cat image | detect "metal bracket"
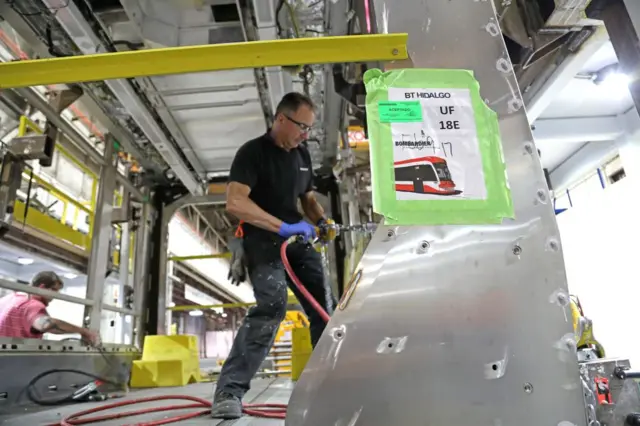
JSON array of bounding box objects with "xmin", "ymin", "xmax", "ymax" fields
[{"xmin": 6, "ymin": 135, "xmax": 52, "ymax": 161}]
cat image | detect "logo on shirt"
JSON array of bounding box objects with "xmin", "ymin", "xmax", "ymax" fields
[{"xmin": 300, "ymin": 167, "xmax": 309, "ymax": 171}]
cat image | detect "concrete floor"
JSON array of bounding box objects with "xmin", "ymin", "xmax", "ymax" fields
[{"xmin": 0, "ymin": 378, "xmax": 291, "ymax": 425}]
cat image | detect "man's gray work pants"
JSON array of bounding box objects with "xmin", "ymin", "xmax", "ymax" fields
[{"xmin": 215, "ymin": 236, "xmax": 336, "ymax": 399}]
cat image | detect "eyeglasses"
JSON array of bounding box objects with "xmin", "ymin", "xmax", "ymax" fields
[{"xmin": 284, "ymin": 114, "xmax": 312, "ymax": 133}]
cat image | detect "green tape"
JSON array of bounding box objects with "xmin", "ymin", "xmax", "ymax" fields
[
  {"xmin": 378, "ymin": 101, "xmax": 423, "ymax": 123},
  {"xmin": 364, "ymin": 68, "xmax": 514, "ymax": 225}
]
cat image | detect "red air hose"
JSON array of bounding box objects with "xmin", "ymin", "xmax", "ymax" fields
[
  {"xmin": 280, "ymin": 238, "xmax": 331, "ymax": 323},
  {"xmin": 52, "ymin": 238, "xmax": 329, "ymax": 425}
]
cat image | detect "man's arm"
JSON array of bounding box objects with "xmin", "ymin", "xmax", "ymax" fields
[
  {"xmin": 300, "ymin": 191, "xmax": 325, "ymax": 225},
  {"xmin": 226, "ymin": 182, "xmax": 283, "ymax": 233},
  {"xmin": 32, "ymin": 315, "xmax": 99, "ymax": 345}
]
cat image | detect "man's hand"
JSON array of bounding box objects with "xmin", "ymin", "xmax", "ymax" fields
[
  {"xmin": 227, "ymin": 237, "xmax": 248, "ymax": 285},
  {"xmin": 278, "ymin": 221, "xmax": 317, "ymax": 242},
  {"xmin": 317, "ymin": 218, "xmax": 337, "ymax": 244},
  {"xmin": 81, "ymin": 329, "xmax": 101, "ymax": 347}
]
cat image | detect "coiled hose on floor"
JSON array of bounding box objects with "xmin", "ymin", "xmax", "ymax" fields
[{"xmin": 44, "ymin": 236, "xmax": 328, "ymax": 425}]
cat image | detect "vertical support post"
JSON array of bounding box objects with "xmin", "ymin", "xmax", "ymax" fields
[
  {"xmin": 84, "ymin": 135, "xmax": 116, "ymax": 331},
  {"xmin": 149, "ymin": 194, "xmax": 168, "ymax": 336},
  {"xmin": 328, "ymin": 178, "xmax": 346, "ymax": 297},
  {"xmin": 150, "ymin": 200, "xmax": 175, "ymax": 335},
  {"xmin": 132, "ymin": 188, "xmax": 152, "ymax": 349},
  {"xmin": 118, "ymin": 219, "xmax": 130, "ymax": 343},
  {"xmin": 166, "ymin": 260, "xmax": 174, "ymax": 334}
]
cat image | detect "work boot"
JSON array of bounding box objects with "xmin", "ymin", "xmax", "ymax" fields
[{"xmin": 211, "ymin": 391, "xmax": 243, "ymax": 419}]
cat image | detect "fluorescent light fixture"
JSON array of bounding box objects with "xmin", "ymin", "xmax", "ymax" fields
[
  {"xmin": 189, "ymin": 310, "xmax": 203, "ymax": 317},
  {"xmin": 63, "ymin": 273, "xmax": 78, "ymax": 279},
  {"xmin": 17, "ymin": 257, "xmax": 34, "ymax": 265}
]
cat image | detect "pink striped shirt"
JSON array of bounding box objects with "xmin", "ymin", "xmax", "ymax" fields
[{"xmin": 0, "ymin": 293, "xmax": 47, "ymax": 339}]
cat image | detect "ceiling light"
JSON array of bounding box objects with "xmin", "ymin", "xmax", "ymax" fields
[
  {"xmin": 189, "ymin": 310, "xmax": 203, "ymax": 317},
  {"xmin": 221, "ymin": 312, "xmax": 228, "ymax": 318},
  {"xmin": 63, "ymin": 273, "xmax": 78, "ymax": 279},
  {"xmin": 17, "ymin": 257, "xmax": 34, "ymax": 265}
]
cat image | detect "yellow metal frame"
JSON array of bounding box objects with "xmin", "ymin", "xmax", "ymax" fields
[
  {"xmin": 13, "ymin": 200, "xmax": 90, "ymax": 249},
  {"xmin": 15, "ymin": 116, "xmax": 134, "ymax": 265},
  {"xmin": 18, "ymin": 117, "xmax": 97, "ymax": 237},
  {"xmin": 0, "ymin": 34, "xmax": 408, "ymax": 88}
]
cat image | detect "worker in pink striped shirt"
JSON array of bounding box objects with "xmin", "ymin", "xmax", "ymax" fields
[{"xmin": 0, "ymin": 271, "xmax": 99, "ymax": 345}]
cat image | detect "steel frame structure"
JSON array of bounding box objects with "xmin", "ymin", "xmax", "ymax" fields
[{"xmin": 156, "ymin": 194, "xmax": 226, "ymax": 335}]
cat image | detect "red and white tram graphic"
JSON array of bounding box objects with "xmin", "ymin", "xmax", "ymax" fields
[{"xmin": 394, "ymin": 156, "xmax": 462, "ymax": 195}]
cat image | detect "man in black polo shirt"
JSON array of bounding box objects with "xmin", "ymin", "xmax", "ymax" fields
[{"xmin": 211, "ymin": 92, "xmax": 337, "ymax": 419}]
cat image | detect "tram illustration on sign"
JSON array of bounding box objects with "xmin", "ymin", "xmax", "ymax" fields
[{"xmin": 394, "ymin": 156, "xmax": 462, "ymax": 196}]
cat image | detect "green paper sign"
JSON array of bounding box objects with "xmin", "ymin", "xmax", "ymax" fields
[
  {"xmin": 378, "ymin": 101, "xmax": 423, "ymax": 123},
  {"xmin": 363, "ymin": 68, "xmax": 514, "ymax": 225}
]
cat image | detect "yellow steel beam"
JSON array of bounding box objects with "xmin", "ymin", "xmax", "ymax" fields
[
  {"xmin": 169, "ymin": 253, "xmax": 231, "ymax": 261},
  {"xmin": 0, "ymin": 34, "xmax": 408, "ymax": 89}
]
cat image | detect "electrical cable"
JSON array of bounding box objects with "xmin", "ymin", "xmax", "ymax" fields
[
  {"xmin": 36, "ymin": 236, "xmax": 332, "ymax": 424},
  {"xmin": 25, "ymin": 340, "xmax": 127, "ymax": 406}
]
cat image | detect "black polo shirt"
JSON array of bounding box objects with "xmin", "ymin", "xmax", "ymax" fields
[{"xmin": 228, "ymin": 132, "xmax": 314, "ymax": 240}]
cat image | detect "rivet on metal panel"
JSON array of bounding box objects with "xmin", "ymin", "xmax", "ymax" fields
[
  {"xmin": 524, "ymin": 142, "xmax": 534, "ymax": 155},
  {"xmin": 549, "ymin": 289, "xmax": 569, "ymax": 307},
  {"xmin": 508, "ymin": 97, "xmax": 523, "ymax": 112},
  {"xmin": 523, "ymin": 382, "xmax": 533, "ymax": 394},
  {"xmin": 512, "ymin": 244, "xmax": 522, "ymax": 256},
  {"xmin": 392, "ymin": 48, "xmax": 399, "ymax": 55},
  {"xmin": 555, "ymin": 333, "xmax": 578, "ymax": 362},
  {"xmin": 376, "ymin": 336, "xmax": 408, "ymax": 354},
  {"xmin": 485, "ymin": 19, "xmax": 500, "ymax": 37},
  {"xmin": 331, "ymin": 325, "xmax": 346, "ymax": 341},
  {"xmin": 546, "ymin": 238, "xmax": 560, "ymax": 252},
  {"xmin": 536, "ymin": 189, "xmax": 548, "ymax": 204},
  {"xmin": 496, "ymin": 58, "xmax": 511, "ymax": 73},
  {"xmin": 417, "ymin": 240, "xmax": 430, "ymax": 253},
  {"xmin": 385, "ymin": 228, "xmax": 396, "ymax": 240}
]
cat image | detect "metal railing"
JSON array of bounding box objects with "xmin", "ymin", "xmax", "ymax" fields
[
  {"xmin": 0, "ymin": 278, "xmax": 137, "ymax": 317},
  {"xmin": 16, "ymin": 115, "xmax": 134, "ymax": 266}
]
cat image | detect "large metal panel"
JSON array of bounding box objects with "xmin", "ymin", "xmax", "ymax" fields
[{"xmin": 286, "ymin": 1, "xmax": 587, "ymax": 425}]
